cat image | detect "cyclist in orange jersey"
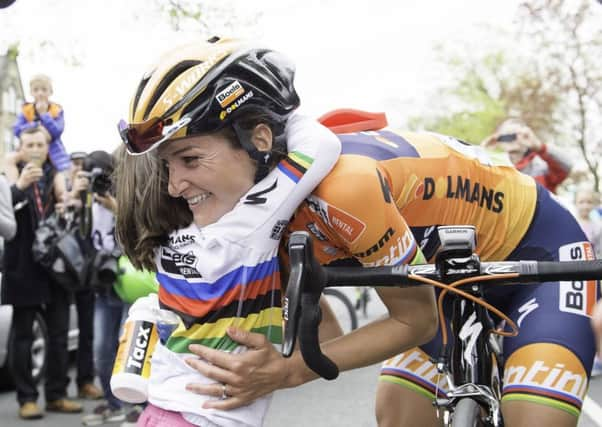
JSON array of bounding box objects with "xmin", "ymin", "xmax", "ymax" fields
[
  {"xmin": 114, "ymin": 35, "xmax": 438, "ymax": 426},
  {"xmin": 185, "ymin": 110, "xmax": 597, "ymax": 427}
]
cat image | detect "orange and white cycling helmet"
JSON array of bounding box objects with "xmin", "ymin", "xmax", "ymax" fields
[{"xmin": 118, "ymin": 36, "xmax": 300, "ymax": 164}]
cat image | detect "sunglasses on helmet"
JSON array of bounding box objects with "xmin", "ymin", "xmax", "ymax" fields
[{"xmin": 118, "ymin": 115, "xmax": 192, "ymax": 155}]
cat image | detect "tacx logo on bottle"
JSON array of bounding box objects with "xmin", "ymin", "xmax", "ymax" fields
[{"xmin": 113, "ymin": 320, "xmax": 158, "ymax": 378}]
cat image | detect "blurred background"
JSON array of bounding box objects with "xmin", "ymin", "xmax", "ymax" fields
[{"xmin": 1, "ymin": 0, "xmax": 600, "ymax": 202}]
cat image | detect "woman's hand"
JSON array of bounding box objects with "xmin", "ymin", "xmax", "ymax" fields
[
  {"xmin": 516, "ymin": 126, "xmax": 543, "ymax": 152},
  {"xmin": 184, "ymin": 327, "xmax": 292, "ymax": 410}
]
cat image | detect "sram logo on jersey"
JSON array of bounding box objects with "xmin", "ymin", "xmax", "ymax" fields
[
  {"xmin": 160, "ymin": 248, "xmax": 202, "ymax": 279},
  {"xmin": 216, "ymin": 80, "xmax": 245, "ymax": 108},
  {"xmin": 362, "ymin": 229, "xmax": 415, "ymax": 267},
  {"xmin": 354, "ymin": 228, "xmax": 394, "ymax": 257},
  {"xmin": 558, "ymin": 242, "xmax": 597, "ymax": 317}
]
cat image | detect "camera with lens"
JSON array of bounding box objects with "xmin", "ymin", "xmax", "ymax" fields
[
  {"xmin": 89, "ymin": 248, "xmax": 121, "ymax": 291},
  {"xmin": 82, "ymin": 151, "xmax": 114, "ymax": 196}
]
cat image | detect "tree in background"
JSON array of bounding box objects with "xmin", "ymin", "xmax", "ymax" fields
[
  {"xmin": 407, "ymin": 49, "xmax": 561, "ymax": 144},
  {"xmin": 517, "ymin": 0, "xmax": 602, "ymax": 191},
  {"xmin": 154, "ymin": 0, "xmax": 261, "ymax": 35},
  {"xmin": 408, "ymin": 0, "xmax": 602, "ymax": 191}
]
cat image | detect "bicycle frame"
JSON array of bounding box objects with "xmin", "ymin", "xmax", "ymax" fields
[
  {"xmin": 282, "ymin": 225, "xmax": 602, "ymax": 425},
  {"xmin": 434, "ymin": 286, "xmax": 504, "ymax": 426}
]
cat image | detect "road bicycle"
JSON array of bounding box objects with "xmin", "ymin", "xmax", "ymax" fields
[{"xmin": 281, "ymin": 225, "xmax": 602, "ymax": 426}]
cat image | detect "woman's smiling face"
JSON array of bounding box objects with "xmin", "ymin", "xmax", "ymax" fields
[{"xmin": 158, "ymin": 130, "xmax": 257, "ymax": 227}]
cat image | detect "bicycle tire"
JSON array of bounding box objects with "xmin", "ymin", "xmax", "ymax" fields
[
  {"xmin": 451, "ymin": 398, "xmax": 481, "ymax": 427},
  {"xmin": 323, "ymin": 289, "xmax": 358, "ymax": 332},
  {"xmin": 360, "ymin": 288, "xmax": 369, "ymax": 317}
]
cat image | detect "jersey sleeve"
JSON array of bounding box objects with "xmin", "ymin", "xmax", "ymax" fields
[{"xmin": 314, "ymin": 155, "xmax": 426, "ymax": 267}]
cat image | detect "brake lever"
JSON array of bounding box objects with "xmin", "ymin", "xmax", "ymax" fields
[
  {"xmin": 282, "ymin": 232, "xmax": 339, "ymax": 379},
  {"xmin": 282, "ymin": 233, "xmax": 308, "ymax": 357}
]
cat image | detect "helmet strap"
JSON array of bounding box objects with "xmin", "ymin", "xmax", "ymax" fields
[{"xmin": 232, "ymin": 122, "xmax": 276, "ymax": 183}]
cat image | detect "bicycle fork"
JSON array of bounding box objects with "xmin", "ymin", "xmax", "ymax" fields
[{"xmin": 433, "ymin": 297, "xmax": 504, "ymax": 427}]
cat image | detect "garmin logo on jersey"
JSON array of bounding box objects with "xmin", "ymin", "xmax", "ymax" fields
[
  {"xmin": 354, "ymin": 228, "xmax": 395, "ymax": 258},
  {"xmin": 160, "ymin": 248, "xmax": 202, "ymax": 279},
  {"xmin": 169, "ymin": 234, "xmax": 196, "ymax": 249},
  {"xmin": 420, "ymin": 176, "xmax": 504, "ymax": 213},
  {"xmin": 219, "ymin": 91, "xmax": 254, "ymax": 121},
  {"xmin": 244, "ymin": 179, "xmax": 277, "ymax": 205},
  {"xmin": 559, "ymin": 242, "xmax": 597, "ymax": 317},
  {"xmin": 216, "ymin": 80, "xmax": 245, "ymax": 107}
]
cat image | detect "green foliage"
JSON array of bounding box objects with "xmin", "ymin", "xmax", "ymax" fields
[
  {"xmin": 6, "ymin": 42, "xmax": 19, "ymax": 60},
  {"xmin": 409, "ymin": 105, "xmax": 506, "ymax": 145}
]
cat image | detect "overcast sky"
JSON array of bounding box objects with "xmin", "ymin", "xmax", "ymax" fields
[{"xmin": 0, "ymin": 0, "xmax": 523, "ymax": 154}]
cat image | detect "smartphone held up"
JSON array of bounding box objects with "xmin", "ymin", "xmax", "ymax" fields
[
  {"xmin": 496, "ymin": 133, "xmax": 517, "ymax": 143},
  {"xmin": 29, "ymin": 154, "xmax": 44, "ymax": 168}
]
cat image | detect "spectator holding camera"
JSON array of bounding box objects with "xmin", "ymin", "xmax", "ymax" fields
[
  {"xmin": 481, "ymin": 117, "xmax": 573, "ymax": 193},
  {"xmin": 61, "ymin": 151, "xmax": 104, "ymax": 402},
  {"xmin": 12, "ymin": 73, "xmax": 71, "ymax": 172},
  {"xmin": 0, "ymin": 126, "xmax": 82, "ymax": 419},
  {"xmin": 71, "ymin": 150, "xmax": 140, "ymax": 425}
]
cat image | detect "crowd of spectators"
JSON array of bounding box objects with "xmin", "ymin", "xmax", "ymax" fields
[{"xmin": 0, "ymin": 73, "xmax": 143, "ymax": 425}]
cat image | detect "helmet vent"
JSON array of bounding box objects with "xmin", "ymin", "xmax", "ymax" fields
[
  {"xmin": 132, "ymin": 76, "xmax": 151, "ymax": 118},
  {"xmin": 144, "ymin": 60, "xmax": 201, "ymax": 119}
]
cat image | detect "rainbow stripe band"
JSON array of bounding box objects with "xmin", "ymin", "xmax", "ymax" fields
[
  {"xmin": 502, "ymin": 393, "xmax": 580, "ymax": 418},
  {"xmin": 380, "ymin": 368, "xmax": 448, "ymax": 398},
  {"xmin": 278, "ymin": 151, "xmax": 313, "ymax": 183},
  {"xmin": 379, "ymin": 375, "xmax": 440, "ymax": 401}
]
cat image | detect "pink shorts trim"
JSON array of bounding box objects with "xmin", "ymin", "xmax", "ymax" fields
[{"xmin": 137, "ymin": 404, "xmax": 196, "ymax": 427}]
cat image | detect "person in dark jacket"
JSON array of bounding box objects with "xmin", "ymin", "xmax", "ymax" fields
[{"xmin": 1, "ymin": 126, "xmax": 82, "ymax": 419}]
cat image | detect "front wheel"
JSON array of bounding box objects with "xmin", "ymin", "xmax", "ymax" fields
[
  {"xmin": 323, "ymin": 289, "xmax": 358, "ymax": 333},
  {"xmin": 451, "ymin": 398, "xmax": 481, "ymax": 427}
]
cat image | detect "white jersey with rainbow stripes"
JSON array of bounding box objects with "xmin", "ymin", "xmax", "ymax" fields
[{"xmin": 147, "ymin": 113, "xmax": 341, "ymax": 427}]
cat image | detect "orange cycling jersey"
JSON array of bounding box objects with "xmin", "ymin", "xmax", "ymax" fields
[{"xmin": 284, "ymin": 130, "xmax": 538, "ymax": 266}]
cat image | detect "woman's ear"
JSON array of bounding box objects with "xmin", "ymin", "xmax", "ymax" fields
[{"xmin": 250, "ymin": 123, "xmax": 273, "ymax": 152}]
